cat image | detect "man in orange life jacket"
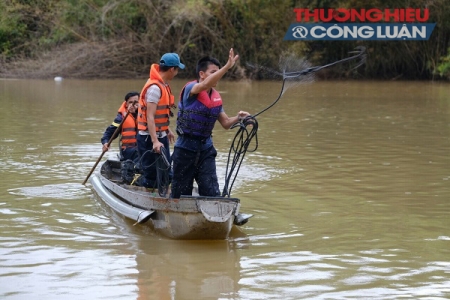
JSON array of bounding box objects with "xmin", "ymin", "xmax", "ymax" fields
[
  {"xmin": 101, "ymin": 92, "xmax": 140, "ymax": 162},
  {"xmin": 170, "ymin": 48, "xmax": 250, "ymax": 198},
  {"xmin": 137, "ymin": 53, "xmax": 184, "ymax": 188}
]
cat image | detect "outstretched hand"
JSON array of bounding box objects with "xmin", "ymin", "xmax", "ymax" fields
[{"xmin": 225, "ymin": 48, "xmax": 239, "ymax": 70}]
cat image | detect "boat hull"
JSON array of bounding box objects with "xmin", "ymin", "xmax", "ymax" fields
[{"xmin": 89, "ymin": 160, "xmax": 251, "ymax": 240}]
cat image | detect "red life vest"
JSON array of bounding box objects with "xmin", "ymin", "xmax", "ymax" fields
[{"xmin": 176, "ymin": 81, "xmax": 223, "ymax": 138}]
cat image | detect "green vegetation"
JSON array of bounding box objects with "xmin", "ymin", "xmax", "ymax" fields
[
  {"xmin": 437, "ymin": 48, "xmax": 450, "ymax": 79},
  {"xmin": 0, "ymin": 0, "xmax": 449, "ymax": 80}
]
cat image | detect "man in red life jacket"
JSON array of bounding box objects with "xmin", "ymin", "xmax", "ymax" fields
[
  {"xmin": 170, "ymin": 48, "xmax": 250, "ymax": 198},
  {"xmin": 101, "ymin": 92, "xmax": 140, "ymax": 162},
  {"xmin": 137, "ymin": 53, "xmax": 184, "ymax": 189}
]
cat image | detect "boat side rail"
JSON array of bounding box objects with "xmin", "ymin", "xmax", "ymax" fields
[
  {"xmin": 100, "ymin": 176, "xmax": 241, "ymax": 214},
  {"xmin": 179, "ymin": 195, "xmax": 240, "ymax": 203}
]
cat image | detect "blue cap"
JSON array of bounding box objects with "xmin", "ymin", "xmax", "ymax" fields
[{"xmin": 160, "ymin": 53, "xmax": 185, "ymax": 69}]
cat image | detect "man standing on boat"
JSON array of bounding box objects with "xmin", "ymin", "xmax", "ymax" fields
[
  {"xmin": 170, "ymin": 48, "xmax": 250, "ymax": 198},
  {"xmin": 101, "ymin": 91, "xmax": 140, "ymax": 162},
  {"xmin": 137, "ymin": 53, "xmax": 184, "ymax": 189}
]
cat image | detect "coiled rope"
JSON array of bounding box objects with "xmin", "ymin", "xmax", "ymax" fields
[{"xmin": 139, "ymin": 148, "xmax": 171, "ymax": 197}]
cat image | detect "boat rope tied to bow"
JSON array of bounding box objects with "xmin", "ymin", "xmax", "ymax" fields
[{"xmin": 221, "ymin": 46, "xmax": 366, "ymax": 197}]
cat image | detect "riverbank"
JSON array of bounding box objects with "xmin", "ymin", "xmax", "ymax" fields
[
  {"xmin": 0, "ymin": 42, "xmax": 145, "ymax": 80},
  {"xmin": 0, "ymin": 41, "xmax": 447, "ymax": 82},
  {"xmin": 0, "ymin": 41, "xmax": 250, "ymax": 80}
]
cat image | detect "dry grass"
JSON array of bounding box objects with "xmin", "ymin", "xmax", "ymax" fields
[
  {"xmin": 0, "ymin": 41, "xmax": 151, "ymax": 79},
  {"xmin": 0, "ymin": 40, "xmax": 249, "ymax": 80}
]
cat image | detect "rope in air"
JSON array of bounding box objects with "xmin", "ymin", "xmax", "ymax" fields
[{"xmin": 222, "ymin": 46, "xmax": 367, "ymax": 197}]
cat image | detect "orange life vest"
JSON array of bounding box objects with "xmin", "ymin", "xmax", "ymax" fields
[
  {"xmin": 117, "ymin": 102, "xmax": 138, "ymax": 149},
  {"xmin": 137, "ymin": 64, "xmax": 175, "ymax": 133}
]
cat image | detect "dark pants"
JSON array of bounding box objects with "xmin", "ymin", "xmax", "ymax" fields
[
  {"xmin": 121, "ymin": 147, "xmax": 139, "ymax": 163},
  {"xmin": 136, "ymin": 134, "xmax": 171, "ymax": 188},
  {"xmin": 170, "ymin": 145, "xmax": 220, "ymax": 198}
]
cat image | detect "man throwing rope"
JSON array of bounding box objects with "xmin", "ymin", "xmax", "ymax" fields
[{"xmin": 170, "ymin": 48, "xmax": 250, "ymax": 198}]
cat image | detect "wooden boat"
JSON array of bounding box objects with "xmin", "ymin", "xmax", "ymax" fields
[{"xmin": 89, "ymin": 160, "xmax": 252, "ymax": 240}]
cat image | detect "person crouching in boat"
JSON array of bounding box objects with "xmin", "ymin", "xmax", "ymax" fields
[
  {"xmin": 101, "ymin": 92, "xmax": 140, "ymax": 162},
  {"xmin": 101, "ymin": 92, "xmax": 140, "ymax": 182},
  {"xmin": 101, "ymin": 92, "xmax": 140, "ymax": 184}
]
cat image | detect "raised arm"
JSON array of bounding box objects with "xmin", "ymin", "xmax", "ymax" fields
[{"xmin": 190, "ymin": 48, "xmax": 239, "ymax": 95}]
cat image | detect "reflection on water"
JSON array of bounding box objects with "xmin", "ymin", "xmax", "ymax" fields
[
  {"xmin": 1, "ymin": 79, "xmax": 450, "ymax": 299},
  {"xmin": 134, "ymin": 239, "xmax": 242, "ymax": 299}
]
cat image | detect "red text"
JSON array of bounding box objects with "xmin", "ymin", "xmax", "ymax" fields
[{"xmin": 293, "ymin": 8, "xmax": 430, "ymax": 23}]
